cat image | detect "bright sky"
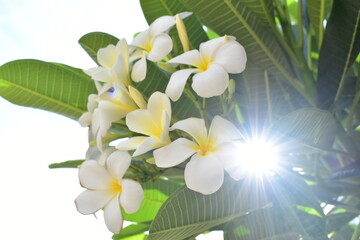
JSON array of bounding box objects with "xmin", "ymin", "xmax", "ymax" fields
[{"xmin": 0, "ymin": 1, "xmax": 222, "ymax": 239}]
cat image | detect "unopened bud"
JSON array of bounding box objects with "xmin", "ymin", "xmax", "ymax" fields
[{"xmin": 176, "ymin": 14, "xmax": 190, "ymax": 52}]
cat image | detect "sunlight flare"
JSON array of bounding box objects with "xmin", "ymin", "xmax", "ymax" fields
[{"xmin": 236, "ymin": 138, "xmax": 279, "ymax": 175}]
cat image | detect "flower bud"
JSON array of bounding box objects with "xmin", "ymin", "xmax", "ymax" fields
[{"xmin": 176, "ymin": 14, "xmax": 190, "ymax": 52}]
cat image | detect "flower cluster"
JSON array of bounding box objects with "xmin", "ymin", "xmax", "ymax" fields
[{"xmin": 76, "ymin": 12, "xmax": 247, "ymax": 234}]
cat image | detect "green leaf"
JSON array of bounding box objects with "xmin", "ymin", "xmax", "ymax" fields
[
  {"xmin": 0, "ymin": 60, "xmax": 97, "ymax": 120},
  {"xmin": 123, "ymin": 179, "xmax": 181, "ymax": 222},
  {"xmin": 205, "ymin": 28, "xmax": 220, "ymax": 40},
  {"xmin": 140, "ymin": 0, "xmax": 208, "ymax": 52},
  {"xmin": 270, "ymin": 108, "xmax": 338, "ymax": 150},
  {"xmin": 78, "ymin": 32, "xmax": 119, "ymax": 64},
  {"xmin": 239, "ymin": 0, "xmax": 275, "ymax": 28},
  {"xmin": 297, "ymin": 205, "xmax": 323, "ymax": 217},
  {"xmin": 306, "ymin": 0, "xmax": 332, "ymax": 49},
  {"xmin": 48, "ymin": 159, "xmax": 84, "ymax": 169},
  {"xmin": 181, "ymin": 0, "xmax": 295, "ymax": 83},
  {"xmin": 316, "ymin": 0, "xmax": 360, "ymax": 109},
  {"xmin": 112, "ymin": 223, "xmax": 149, "ymax": 240},
  {"xmin": 147, "ymin": 179, "xmax": 270, "ymax": 240}
]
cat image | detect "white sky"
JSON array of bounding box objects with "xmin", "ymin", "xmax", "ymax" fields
[{"xmin": 0, "ymin": 1, "xmax": 222, "ymax": 239}]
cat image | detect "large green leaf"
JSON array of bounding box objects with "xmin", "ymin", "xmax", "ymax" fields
[
  {"xmin": 78, "ymin": 32, "xmax": 119, "ymax": 64},
  {"xmin": 239, "ymin": 0, "xmax": 275, "ymax": 28},
  {"xmin": 306, "ymin": 0, "xmax": 332, "ymax": 49},
  {"xmin": 0, "ymin": 60, "xmax": 96, "ymax": 120},
  {"xmin": 316, "ymin": 0, "xmax": 360, "ymax": 109},
  {"xmin": 147, "ymin": 178, "xmax": 270, "ymax": 240},
  {"xmin": 123, "ymin": 179, "xmax": 181, "ymax": 222},
  {"xmin": 270, "ymin": 108, "xmax": 338, "ymax": 151},
  {"xmin": 140, "ymin": 0, "xmax": 208, "ymax": 52},
  {"xmin": 181, "ymin": 0, "xmax": 296, "ymax": 85}
]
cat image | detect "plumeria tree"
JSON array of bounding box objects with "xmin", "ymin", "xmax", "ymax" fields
[{"xmin": 1, "ymin": 0, "xmax": 360, "ymax": 239}]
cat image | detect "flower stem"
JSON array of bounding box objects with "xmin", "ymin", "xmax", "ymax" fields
[
  {"xmin": 184, "ymin": 85, "xmax": 206, "ymax": 120},
  {"xmin": 351, "ymin": 216, "xmax": 360, "ymax": 240}
]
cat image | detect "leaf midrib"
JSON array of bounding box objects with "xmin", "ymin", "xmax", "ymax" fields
[{"xmin": 0, "ymin": 77, "xmax": 84, "ymax": 114}]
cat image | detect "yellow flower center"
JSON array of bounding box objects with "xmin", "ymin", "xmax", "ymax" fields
[
  {"xmin": 144, "ymin": 40, "xmax": 153, "ymax": 53},
  {"xmin": 109, "ymin": 178, "xmax": 122, "ymax": 195},
  {"xmin": 196, "ymin": 137, "xmax": 217, "ymax": 156},
  {"xmin": 197, "ymin": 57, "xmax": 213, "ymax": 72}
]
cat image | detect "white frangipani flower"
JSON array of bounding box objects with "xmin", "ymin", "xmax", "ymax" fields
[
  {"xmin": 165, "ymin": 36, "xmax": 247, "ymax": 101},
  {"xmin": 130, "ymin": 12, "xmax": 192, "ymax": 82},
  {"xmin": 116, "ymin": 92, "xmax": 171, "ymax": 157},
  {"xmin": 154, "ymin": 116, "xmax": 243, "ymax": 195},
  {"xmin": 75, "ymin": 150, "xmax": 144, "ymax": 233},
  {"xmin": 85, "ymin": 39, "xmax": 131, "ymax": 93},
  {"xmin": 91, "ymin": 85, "xmax": 146, "ymax": 150}
]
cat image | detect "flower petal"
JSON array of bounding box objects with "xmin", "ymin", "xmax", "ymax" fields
[
  {"xmin": 168, "ymin": 49, "xmax": 201, "ymax": 66},
  {"xmin": 208, "ymin": 115, "xmax": 243, "ymax": 143},
  {"xmin": 106, "ymin": 150, "xmax": 131, "ymax": 179},
  {"xmin": 75, "ymin": 190, "xmax": 113, "ymax": 215},
  {"xmin": 79, "ymin": 160, "xmax": 112, "ymax": 190},
  {"xmin": 147, "ymin": 33, "xmax": 173, "ymax": 62},
  {"xmin": 128, "ymin": 86, "xmax": 147, "ymax": 109},
  {"xmin": 133, "ymin": 136, "xmax": 162, "ymax": 157},
  {"xmin": 131, "ymin": 29, "xmax": 151, "ymax": 49},
  {"xmin": 115, "ymin": 39, "xmax": 129, "ymax": 59},
  {"xmin": 184, "ymin": 154, "xmax": 224, "ymax": 195},
  {"xmin": 120, "ymin": 179, "xmax": 144, "ymax": 214},
  {"xmin": 199, "ymin": 37, "xmax": 226, "ymax": 60},
  {"xmin": 113, "ymin": 53, "xmax": 130, "ymax": 86},
  {"xmin": 98, "ymin": 101, "xmax": 129, "ymax": 123},
  {"xmin": 171, "ymin": 118, "xmax": 207, "ymax": 145},
  {"xmin": 103, "ymin": 196, "xmax": 123, "ymax": 233},
  {"xmin": 116, "ymin": 136, "xmax": 147, "ymax": 151},
  {"xmin": 98, "ymin": 44, "xmax": 117, "ymax": 68},
  {"xmin": 192, "ymin": 64, "xmax": 229, "ymax": 98},
  {"xmin": 89, "ymin": 67, "xmax": 113, "ymax": 83},
  {"xmin": 84, "ymin": 66, "xmax": 102, "ymax": 77},
  {"xmin": 165, "ymin": 68, "xmax": 197, "ymax": 101},
  {"xmin": 131, "ymin": 52, "xmax": 147, "ymax": 82},
  {"xmin": 154, "ymin": 138, "xmax": 197, "ymax": 168},
  {"xmin": 129, "ymin": 48, "xmax": 144, "ymax": 62},
  {"xmin": 178, "ymin": 12, "xmax": 193, "ymax": 19},
  {"xmin": 126, "ymin": 109, "xmax": 159, "ymax": 137},
  {"xmin": 214, "ymin": 40, "xmax": 247, "ymax": 73},
  {"xmin": 79, "ymin": 112, "xmax": 92, "ymax": 127},
  {"xmin": 97, "ymin": 146, "xmax": 116, "ymax": 166},
  {"xmin": 91, "ymin": 108, "xmax": 101, "ymax": 135},
  {"xmin": 216, "ymin": 142, "xmax": 247, "ymax": 181},
  {"xmin": 148, "ymin": 92, "xmax": 172, "ymax": 126},
  {"xmin": 160, "ymin": 110, "xmax": 171, "ymax": 143},
  {"xmin": 149, "ymin": 16, "xmax": 175, "ymax": 35},
  {"xmin": 87, "ymin": 94, "xmax": 99, "ymax": 112}
]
